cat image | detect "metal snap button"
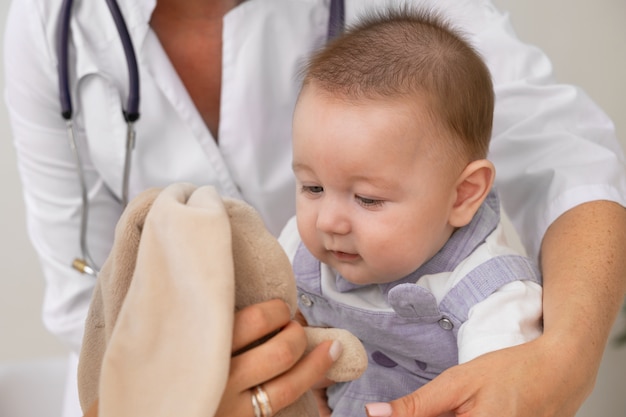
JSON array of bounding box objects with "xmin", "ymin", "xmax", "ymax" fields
[
  {"xmin": 299, "ymin": 294, "xmax": 313, "ymax": 307},
  {"xmin": 438, "ymin": 317, "xmax": 453, "ymax": 330}
]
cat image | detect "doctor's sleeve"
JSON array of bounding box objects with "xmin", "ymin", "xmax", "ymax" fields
[
  {"xmin": 468, "ymin": 1, "xmax": 626, "ymax": 260},
  {"xmin": 3, "ymin": 0, "xmax": 122, "ymax": 353}
]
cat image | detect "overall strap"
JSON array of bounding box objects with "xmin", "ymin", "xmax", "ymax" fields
[{"xmin": 440, "ymin": 255, "xmax": 542, "ymax": 327}]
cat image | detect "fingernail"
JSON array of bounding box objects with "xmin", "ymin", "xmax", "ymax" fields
[
  {"xmin": 329, "ymin": 340, "xmax": 343, "ymax": 361},
  {"xmin": 365, "ymin": 402, "xmax": 392, "ymax": 417}
]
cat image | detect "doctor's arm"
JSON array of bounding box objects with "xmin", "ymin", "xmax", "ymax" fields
[
  {"xmin": 367, "ymin": 201, "xmax": 626, "ymax": 417},
  {"xmin": 363, "ymin": 2, "xmax": 626, "ymax": 416}
]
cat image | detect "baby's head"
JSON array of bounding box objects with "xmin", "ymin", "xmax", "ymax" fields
[{"xmin": 292, "ymin": 8, "xmax": 495, "ymax": 286}]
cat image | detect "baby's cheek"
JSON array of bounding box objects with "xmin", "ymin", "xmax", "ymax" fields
[{"xmin": 372, "ymin": 248, "xmax": 424, "ymax": 280}]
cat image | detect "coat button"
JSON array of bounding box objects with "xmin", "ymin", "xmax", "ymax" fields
[
  {"xmin": 438, "ymin": 317, "xmax": 453, "ymax": 330},
  {"xmin": 299, "ymin": 294, "xmax": 313, "ymax": 307}
]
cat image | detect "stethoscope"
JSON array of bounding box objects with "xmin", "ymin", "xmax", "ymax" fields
[{"xmin": 58, "ymin": 0, "xmax": 345, "ymax": 277}]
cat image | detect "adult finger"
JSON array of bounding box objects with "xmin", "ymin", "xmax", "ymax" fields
[
  {"xmin": 392, "ymin": 370, "xmax": 463, "ymax": 416},
  {"xmin": 365, "ymin": 367, "xmax": 469, "ymax": 417},
  {"xmin": 257, "ymin": 339, "xmax": 343, "ymax": 414},
  {"xmin": 230, "ymin": 320, "xmax": 309, "ymax": 389},
  {"xmin": 215, "ymin": 337, "xmax": 342, "ymax": 417},
  {"xmin": 232, "ymin": 299, "xmax": 292, "ymax": 353}
]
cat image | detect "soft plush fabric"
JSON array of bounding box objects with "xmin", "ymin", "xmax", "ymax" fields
[{"xmin": 77, "ymin": 183, "xmax": 366, "ymax": 417}]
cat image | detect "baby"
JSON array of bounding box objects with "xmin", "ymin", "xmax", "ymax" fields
[{"xmin": 279, "ymin": 8, "xmax": 543, "ymax": 416}]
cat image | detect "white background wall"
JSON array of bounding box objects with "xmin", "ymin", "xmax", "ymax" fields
[
  {"xmin": 488, "ymin": 1, "xmax": 626, "ymax": 414},
  {"xmin": 0, "ymin": 0, "xmax": 624, "ymax": 415},
  {"xmin": 0, "ymin": 0, "xmax": 69, "ymax": 360}
]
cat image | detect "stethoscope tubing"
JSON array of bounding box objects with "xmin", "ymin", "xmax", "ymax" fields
[
  {"xmin": 58, "ymin": 0, "xmax": 141, "ymax": 276},
  {"xmin": 58, "ymin": 0, "xmax": 344, "ymax": 277},
  {"xmin": 66, "ymin": 120, "xmax": 98, "ymax": 276},
  {"xmin": 104, "ymin": 0, "xmax": 140, "ymax": 122},
  {"xmin": 58, "ymin": 0, "xmax": 141, "ymax": 121},
  {"xmin": 57, "ymin": 0, "xmax": 73, "ymax": 120}
]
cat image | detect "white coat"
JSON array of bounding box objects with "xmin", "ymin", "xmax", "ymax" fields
[{"xmin": 5, "ymin": 0, "xmax": 626, "ymax": 355}]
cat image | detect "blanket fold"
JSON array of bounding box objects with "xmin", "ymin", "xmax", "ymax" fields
[{"xmin": 77, "ymin": 183, "xmax": 235, "ymax": 417}]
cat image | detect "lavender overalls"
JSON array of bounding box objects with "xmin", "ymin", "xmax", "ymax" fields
[{"xmin": 293, "ymin": 192, "xmax": 542, "ymax": 416}]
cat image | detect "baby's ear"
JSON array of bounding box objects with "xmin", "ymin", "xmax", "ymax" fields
[{"xmin": 448, "ymin": 159, "xmax": 495, "ymax": 228}]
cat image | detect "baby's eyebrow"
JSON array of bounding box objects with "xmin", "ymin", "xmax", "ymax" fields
[
  {"xmin": 348, "ymin": 174, "xmax": 397, "ymax": 191},
  {"xmin": 292, "ymin": 161, "xmax": 314, "ymax": 173}
]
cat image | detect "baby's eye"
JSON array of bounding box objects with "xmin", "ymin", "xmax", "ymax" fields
[
  {"xmin": 301, "ymin": 185, "xmax": 324, "ymax": 195},
  {"xmin": 356, "ymin": 195, "xmax": 384, "ymax": 208}
]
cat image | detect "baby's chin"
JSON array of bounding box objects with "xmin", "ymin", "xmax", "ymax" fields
[{"xmin": 330, "ymin": 263, "xmax": 398, "ymax": 286}]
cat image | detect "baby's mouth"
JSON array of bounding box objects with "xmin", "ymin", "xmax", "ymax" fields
[{"xmin": 329, "ymin": 250, "xmax": 359, "ymax": 261}]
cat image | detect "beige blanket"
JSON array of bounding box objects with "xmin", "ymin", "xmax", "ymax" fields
[{"xmin": 77, "ymin": 183, "xmax": 235, "ymax": 417}]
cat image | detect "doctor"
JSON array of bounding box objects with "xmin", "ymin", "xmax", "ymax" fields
[{"xmin": 4, "ymin": 0, "xmax": 626, "ymax": 416}]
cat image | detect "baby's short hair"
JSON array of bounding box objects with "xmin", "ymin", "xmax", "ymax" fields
[{"xmin": 302, "ymin": 8, "xmax": 494, "ymax": 162}]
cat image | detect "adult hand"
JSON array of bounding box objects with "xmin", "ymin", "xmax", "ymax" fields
[
  {"xmin": 365, "ymin": 335, "xmax": 588, "ymax": 417},
  {"xmin": 365, "ymin": 201, "xmax": 626, "ymax": 417},
  {"xmin": 295, "ymin": 307, "xmax": 334, "ymax": 417},
  {"xmin": 215, "ymin": 299, "xmax": 342, "ymax": 417}
]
